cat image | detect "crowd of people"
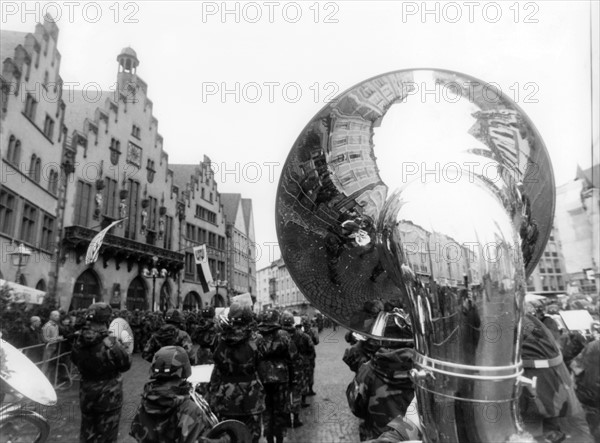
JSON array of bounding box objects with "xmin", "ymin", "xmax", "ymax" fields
[{"xmin": 5, "ymin": 302, "xmax": 321, "ymax": 443}]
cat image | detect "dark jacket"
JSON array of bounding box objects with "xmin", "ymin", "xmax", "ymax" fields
[
  {"xmin": 130, "ymin": 379, "xmax": 208, "ymax": 443},
  {"xmin": 347, "ymin": 348, "xmax": 415, "ymax": 441}
]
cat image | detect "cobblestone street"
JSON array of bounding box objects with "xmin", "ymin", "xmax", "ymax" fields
[{"xmin": 38, "ymin": 326, "xmax": 359, "ymax": 443}]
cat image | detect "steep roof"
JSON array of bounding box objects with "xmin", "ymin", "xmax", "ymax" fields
[
  {"xmin": 62, "ymin": 90, "xmax": 116, "ymax": 135},
  {"xmin": 241, "ymin": 198, "xmax": 253, "ymax": 234},
  {"xmin": 220, "ymin": 193, "xmax": 242, "ymax": 227},
  {"xmin": 0, "ymin": 30, "xmax": 28, "ymax": 63},
  {"xmin": 170, "ymin": 164, "xmax": 201, "ymax": 190}
]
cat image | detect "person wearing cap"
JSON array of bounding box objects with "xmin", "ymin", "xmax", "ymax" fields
[
  {"xmin": 193, "ymin": 306, "xmax": 218, "ymax": 364},
  {"xmin": 142, "ymin": 309, "xmax": 195, "ymax": 364},
  {"xmin": 257, "ymin": 309, "xmax": 297, "ymax": 443},
  {"xmin": 130, "ymin": 345, "xmax": 229, "ymax": 443},
  {"xmin": 208, "ymin": 302, "xmax": 265, "ymax": 443},
  {"xmin": 71, "ymin": 303, "xmax": 131, "ymax": 443}
]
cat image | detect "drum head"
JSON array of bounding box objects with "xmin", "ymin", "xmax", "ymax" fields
[{"xmin": 0, "ymin": 339, "xmax": 57, "ymax": 406}]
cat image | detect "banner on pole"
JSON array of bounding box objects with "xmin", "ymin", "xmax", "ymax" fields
[
  {"xmin": 193, "ymin": 245, "xmax": 212, "ymax": 292},
  {"xmin": 85, "ymin": 219, "xmax": 126, "ymax": 265}
]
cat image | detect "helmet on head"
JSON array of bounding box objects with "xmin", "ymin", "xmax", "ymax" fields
[
  {"xmin": 281, "ymin": 311, "xmax": 295, "ymax": 327},
  {"xmin": 228, "ymin": 303, "xmax": 253, "ymax": 325},
  {"xmin": 151, "ymin": 346, "xmax": 192, "ymax": 380},
  {"xmin": 202, "ymin": 306, "xmax": 215, "ymax": 319},
  {"xmin": 259, "ymin": 309, "xmax": 280, "ymax": 324},
  {"xmin": 165, "ymin": 309, "xmax": 183, "ymax": 327},
  {"xmin": 86, "ymin": 303, "xmax": 112, "ymax": 324}
]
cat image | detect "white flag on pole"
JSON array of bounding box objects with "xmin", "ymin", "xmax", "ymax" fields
[{"xmin": 85, "ymin": 219, "xmax": 125, "ymax": 265}]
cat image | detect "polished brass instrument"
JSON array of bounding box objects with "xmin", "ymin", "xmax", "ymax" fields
[
  {"xmin": 0, "ymin": 339, "xmax": 57, "ymax": 442},
  {"xmin": 276, "ymin": 69, "xmax": 554, "ymax": 442}
]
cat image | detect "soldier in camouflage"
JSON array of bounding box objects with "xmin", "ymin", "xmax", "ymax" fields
[
  {"xmin": 343, "ymin": 336, "xmax": 381, "ymax": 373},
  {"xmin": 70, "ymin": 303, "xmax": 131, "ymax": 443},
  {"xmin": 346, "ymin": 343, "xmax": 415, "ymax": 441},
  {"xmin": 130, "ymin": 345, "xmax": 229, "ymax": 443},
  {"xmin": 257, "ymin": 309, "xmax": 297, "ymax": 443},
  {"xmin": 208, "ymin": 303, "xmax": 265, "ymax": 443},
  {"xmin": 302, "ymin": 315, "xmax": 318, "ymax": 397},
  {"xmin": 142, "ymin": 309, "xmax": 195, "ymax": 364},
  {"xmin": 193, "ymin": 306, "xmax": 218, "ymax": 364},
  {"xmin": 281, "ymin": 311, "xmax": 311, "ymax": 428}
]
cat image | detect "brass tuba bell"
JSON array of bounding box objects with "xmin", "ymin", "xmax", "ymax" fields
[{"xmin": 276, "ymin": 69, "xmax": 554, "ymax": 442}]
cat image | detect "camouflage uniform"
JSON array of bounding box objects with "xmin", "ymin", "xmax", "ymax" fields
[
  {"xmin": 257, "ymin": 311, "xmax": 297, "ymax": 443},
  {"xmin": 302, "ymin": 317, "xmax": 318, "ymax": 396},
  {"xmin": 71, "ymin": 304, "xmax": 131, "ymax": 443},
  {"xmin": 142, "ymin": 310, "xmax": 195, "ymax": 364},
  {"xmin": 192, "ymin": 307, "xmax": 218, "ymax": 365},
  {"xmin": 209, "ymin": 304, "xmax": 265, "ymax": 443},
  {"xmin": 281, "ymin": 315, "xmax": 311, "ymax": 425},
  {"xmin": 520, "ymin": 314, "xmax": 592, "ymax": 441},
  {"xmin": 130, "ymin": 346, "xmax": 211, "ymax": 443},
  {"xmin": 346, "ymin": 347, "xmax": 415, "ymax": 441},
  {"xmin": 343, "ymin": 339, "xmax": 381, "ymax": 373}
]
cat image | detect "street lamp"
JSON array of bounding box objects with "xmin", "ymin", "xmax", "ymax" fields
[
  {"xmin": 9, "ymin": 243, "xmax": 31, "ymax": 283},
  {"xmin": 210, "ymin": 270, "xmax": 228, "ymax": 307},
  {"xmin": 142, "ymin": 255, "xmax": 168, "ymax": 312}
]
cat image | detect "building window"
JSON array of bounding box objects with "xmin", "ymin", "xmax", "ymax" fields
[
  {"xmin": 43, "ymin": 71, "xmax": 49, "ymax": 87},
  {"xmin": 20, "ymin": 201, "xmax": 38, "ymax": 244},
  {"xmin": 6, "ymin": 136, "xmax": 19, "ymax": 165},
  {"xmin": 40, "ymin": 213, "xmax": 55, "ymax": 250},
  {"xmin": 185, "ymin": 253, "xmax": 195, "ymax": 279},
  {"xmin": 74, "ymin": 180, "xmax": 93, "ymax": 226},
  {"xmin": 48, "ymin": 169, "xmax": 59, "ymax": 195},
  {"xmin": 124, "ymin": 179, "xmax": 140, "ymax": 240},
  {"xmin": 103, "ymin": 177, "xmax": 118, "ymax": 218},
  {"xmin": 0, "ymin": 188, "xmax": 17, "ymax": 235},
  {"xmin": 132, "ymin": 124, "xmax": 141, "ymax": 139},
  {"xmin": 24, "ymin": 94, "xmax": 37, "ymax": 120},
  {"xmin": 163, "ymin": 215, "xmax": 173, "ymax": 250},
  {"xmin": 28, "ymin": 155, "xmax": 41, "ymax": 182}
]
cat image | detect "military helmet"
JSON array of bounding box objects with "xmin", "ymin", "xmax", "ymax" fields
[
  {"xmin": 228, "ymin": 302, "xmax": 253, "ymax": 325},
  {"xmin": 259, "ymin": 309, "xmax": 280, "ymax": 324},
  {"xmin": 280, "ymin": 311, "xmax": 295, "ymax": 327},
  {"xmin": 86, "ymin": 303, "xmax": 112, "ymax": 324},
  {"xmin": 202, "ymin": 306, "xmax": 215, "ymax": 319},
  {"xmin": 151, "ymin": 346, "xmax": 191, "ymax": 379},
  {"xmin": 165, "ymin": 309, "xmax": 183, "ymax": 327}
]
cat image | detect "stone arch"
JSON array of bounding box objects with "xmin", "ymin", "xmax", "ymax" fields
[
  {"xmin": 35, "ymin": 279, "xmax": 46, "ymax": 291},
  {"xmin": 70, "ymin": 268, "xmax": 102, "ymax": 310},
  {"xmin": 126, "ymin": 276, "xmax": 148, "ymax": 311},
  {"xmin": 183, "ymin": 291, "xmax": 201, "ymax": 311}
]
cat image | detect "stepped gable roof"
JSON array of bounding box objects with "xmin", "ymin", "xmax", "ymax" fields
[
  {"xmin": 0, "ymin": 30, "xmax": 28, "ymax": 62},
  {"xmin": 170, "ymin": 164, "xmax": 201, "ymax": 191}
]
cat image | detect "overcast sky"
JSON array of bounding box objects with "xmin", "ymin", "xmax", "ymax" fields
[{"xmin": 3, "ymin": 1, "xmax": 598, "ymax": 269}]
